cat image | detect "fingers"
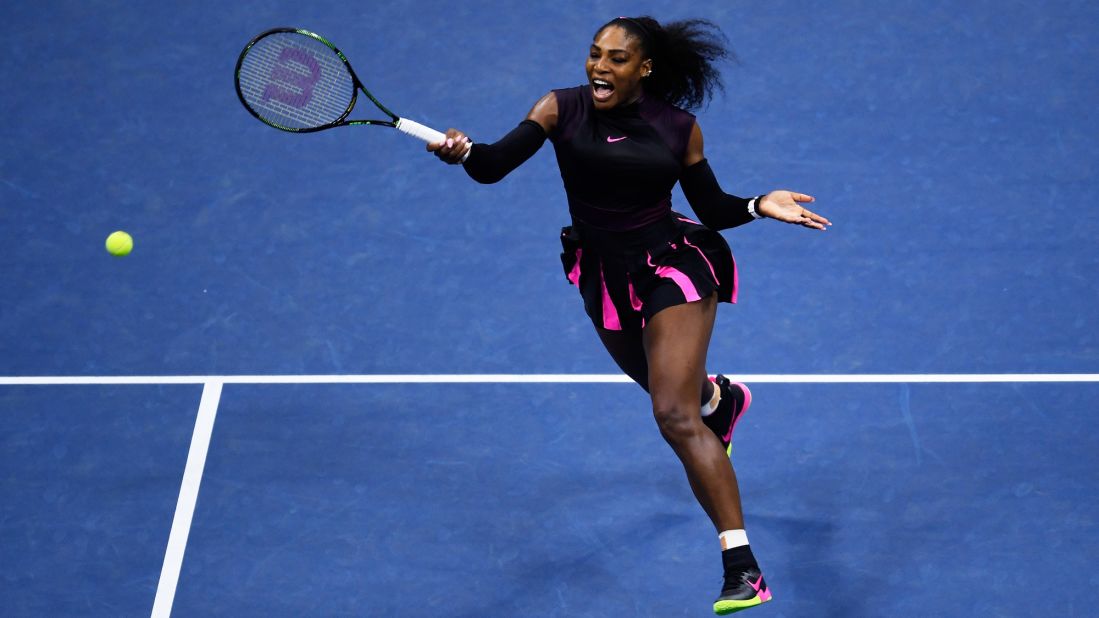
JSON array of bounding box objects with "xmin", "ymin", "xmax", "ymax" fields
[
  {"xmin": 766, "ymin": 189, "xmax": 829, "ymax": 231},
  {"xmin": 430, "ymin": 129, "xmax": 473, "ymax": 164},
  {"xmin": 797, "ymin": 208, "xmax": 831, "ymax": 230}
]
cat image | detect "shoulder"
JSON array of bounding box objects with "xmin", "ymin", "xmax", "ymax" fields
[
  {"xmin": 537, "ymin": 85, "xmax": 589, "ymax": 142},
  {"xmin": 550, "ymin": 85, "xmax": 588, "ymax": 103},
  {"xmin": 639, "ymin": 97, "xmax": 697, "ymax": 162},
  {"xmin": 551, "ymin": 85, "xmax": 589, "ymax": 120},
  {"xmin": 683, "ymin": 119, "xmax": 704, "ymax": 167},
  {"xmin": 670, "ymin": 105, "xmax": 696, "ymax": 132},
  {"xmin": 644, "ymin": 97, "xmax": 696, "ymax": 133},
  {"xmin": 526, "ymin": 91, "xmax": 559, "ymax": 133}
]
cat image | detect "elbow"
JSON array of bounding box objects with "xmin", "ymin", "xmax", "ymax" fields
[
  {"xmin": 692, "ymin": 210, "xmax": 719, "ymax": 230},
  {"xmin": 464, "ymin": 166, "xmax": 506, "ymax": 184},
  {"xmin": 461, "ymin": 148, "xmax": 508, "ymax": 184}
]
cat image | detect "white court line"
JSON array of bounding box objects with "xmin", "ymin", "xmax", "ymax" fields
[
  {"xmin": 150, "ymin": 381, "xmax": 222, "ymax": 618},
  {"xmin": 1, "ymin": 373, "xmax": 1098, "ymax": 385},
  {"xmin": 3, "ymin": 371, "xmax": 1093, "ymax": 618}
]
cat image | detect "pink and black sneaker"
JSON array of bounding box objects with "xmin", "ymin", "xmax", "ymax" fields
[
  {"xmin": 713, "ymin": 565, "xmax": 771, "ymax": 614},
  {"xmin": 713, "ymin": 545, "xmax": 771, "ymax": 614},
  {"xmin": 702, "ymin": 375, "xmax": 752, "ymax": 456}
]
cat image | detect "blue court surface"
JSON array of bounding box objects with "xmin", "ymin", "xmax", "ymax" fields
[{"xmin": 2, "ymin": 1, "xmax": 1098, "ymax": 616}]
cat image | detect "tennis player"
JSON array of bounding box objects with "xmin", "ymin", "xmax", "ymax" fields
[{"xmin": 430, "ymin": 16, "xmax": 829, "ymax": 614}]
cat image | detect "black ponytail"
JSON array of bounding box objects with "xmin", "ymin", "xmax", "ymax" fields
[{"xmin": 600, "ymin": 16, "xmax": 732, "ymax": 111}]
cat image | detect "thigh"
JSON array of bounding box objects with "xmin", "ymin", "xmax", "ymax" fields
[
  {"xmin": 595, "ymin": 326, "xmax": 650, "ymax": 391},
  {"xmin": 643, "ymin": 295, "xmax": 718, "ymax": 403}
]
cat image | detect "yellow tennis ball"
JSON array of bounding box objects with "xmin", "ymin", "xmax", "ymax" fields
[{"xmin": 106, "ymin": 231, "xmax": 133, "ymax": 256}]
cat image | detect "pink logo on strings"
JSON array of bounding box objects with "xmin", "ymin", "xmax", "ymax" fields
[{"xmin": 606, "ymin": 136, "xmax": 628, "ymax": 143}]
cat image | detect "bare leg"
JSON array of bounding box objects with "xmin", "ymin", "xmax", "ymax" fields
[
  {"xmin": 595, "ymin": 326, "xmax": 715, "ymax": 404},
  {"xmin": 642, "ymin": 295, "xmax": 744, "ymax": 532}
]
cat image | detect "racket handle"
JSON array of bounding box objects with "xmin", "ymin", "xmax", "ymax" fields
[
  {"xmin": 395, "ymin": 117, "xmax": 445, "ymax": 144},
  {"xmin": 396, "ymin": 117, "xmax": 471, "ymax": 163}
]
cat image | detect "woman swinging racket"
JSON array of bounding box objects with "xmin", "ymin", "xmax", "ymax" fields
[{"xmin": 431, "ymin": 16, "xmax": 829, "ymax": 614}]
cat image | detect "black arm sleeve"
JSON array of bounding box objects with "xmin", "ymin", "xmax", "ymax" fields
[
  {"xmin": 462, "ymin": 119, "xmax": 547, "ymax": 184},
  {"xmin": 679, "ymin": 158, "xmax": 758, "ymax": 231}
]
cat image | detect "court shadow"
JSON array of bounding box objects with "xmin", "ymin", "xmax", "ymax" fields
[
  {"xmin": 438, "ymin": 464, "xmax": 761, "ymax": 617},
  {"xmin": 747, "ymin": 512, "xmax": 884, "ymax": 618}
]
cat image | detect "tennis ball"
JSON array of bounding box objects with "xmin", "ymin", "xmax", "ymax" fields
[{"xmin": 106, "ymin": 231, "xmax": 133, "ymax": 256}]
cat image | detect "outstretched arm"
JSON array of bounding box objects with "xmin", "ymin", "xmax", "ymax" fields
[
  {"xmin": 428, "ymin": 92, "xmax": 559, "ymax": 184},
  {"xmin": 680, "ymin": 122, "xmax": 830, "ymax": 231}
]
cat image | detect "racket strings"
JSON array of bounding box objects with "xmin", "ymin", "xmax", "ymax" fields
[{"xmin": 237, "ymin": 32, "xmax": 356, "ymax": 130}]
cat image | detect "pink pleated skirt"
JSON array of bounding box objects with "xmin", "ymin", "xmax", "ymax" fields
[{"xmin": 559, "ymin": 212, "xmax": 738, "ymax": 331}]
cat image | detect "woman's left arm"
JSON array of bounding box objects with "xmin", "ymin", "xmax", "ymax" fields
[{"xmin": 681, "ymin": 122, "xmax": 830, "ymax": 231}]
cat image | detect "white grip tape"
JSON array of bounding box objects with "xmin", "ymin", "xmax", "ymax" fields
[
  {"xmin": 396, "ymin": 117, "xmax": 472, "ymax": 163},
  {"xmin": 396, "ymin": 117, "xmax": 446, "ymax": 144}
]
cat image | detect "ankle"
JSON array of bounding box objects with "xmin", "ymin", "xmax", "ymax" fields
[
  {"xmin": 719, "ymin": 529, "xmax": 748, "ymax": 551},
  {"xmin": 701, "ymin": 381, "xmax": 721, "ymax": 416}
]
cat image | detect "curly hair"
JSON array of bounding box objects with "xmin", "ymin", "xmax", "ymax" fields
[{"xmin": 598, "ymin": 16, "xmax": 733, "ymax": 111}]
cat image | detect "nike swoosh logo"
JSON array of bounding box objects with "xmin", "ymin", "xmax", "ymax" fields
[
  {"xmin": 748, "ymin": 575, "xmax": 764, "ymax": 592},
  {"xmin": 606, "ymin": 136, "xmax": 628, "ymax": 143}
]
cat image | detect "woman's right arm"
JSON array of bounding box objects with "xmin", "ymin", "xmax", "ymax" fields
[
  {"xmin": 525, "ymin": 91, "xmax": 558, "ymax": 134},
  {"xmin": 429, "ymin": 92, "xmax": 558, "ymax": 184}
]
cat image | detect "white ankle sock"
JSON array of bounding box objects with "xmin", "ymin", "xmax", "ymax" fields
[
  {"xmin": 719, "ymin": 529, "xmax": 749, "ymax": 551},
  {"xmin": 701, "ymin": 382, "xmax": 721, "ymax": 417}
]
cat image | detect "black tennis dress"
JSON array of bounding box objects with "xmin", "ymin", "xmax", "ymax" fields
[{"xmin": 549, "ymin": 85, "xmax": 738, "ymax": 331}]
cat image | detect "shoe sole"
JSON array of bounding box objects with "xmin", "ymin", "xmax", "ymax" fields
[
  {"xmin": 713, "ymin": 585, "xmax": 771, "ymax": 615},
  {"xmin": 713, "ymin": 593, "xmax": 770, "ymax": 615}
]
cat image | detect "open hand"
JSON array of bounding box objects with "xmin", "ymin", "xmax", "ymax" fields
[{"xmin": 757, "ymin": 191, "xmax": 830, "ymax": 230}]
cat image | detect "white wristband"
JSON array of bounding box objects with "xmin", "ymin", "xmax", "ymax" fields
[{"xmin": 748, "ymin": 196, "xmax": 764, "ymax": 219}]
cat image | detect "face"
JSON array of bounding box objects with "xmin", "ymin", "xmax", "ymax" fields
[{"xmin": 586, "ymin": 25, "xmax": 652, "ymax": 110}]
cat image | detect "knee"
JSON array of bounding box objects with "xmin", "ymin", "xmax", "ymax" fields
[{"xmin": 651, "ymin": 398, "xmax": 700, "ymax": 445}]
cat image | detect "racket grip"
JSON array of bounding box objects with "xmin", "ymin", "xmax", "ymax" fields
[
  {"xmin": 396, "ymin": 117, "xmax": 446, "ymax": 144},
  {"xmin": 396, "ymin": 118, "xmax": 471, "ymax": 163}
]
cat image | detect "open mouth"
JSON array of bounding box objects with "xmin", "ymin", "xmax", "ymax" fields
[{"xmin": 591, "ymin": 78, "xmax": 614, "ymax": 102}]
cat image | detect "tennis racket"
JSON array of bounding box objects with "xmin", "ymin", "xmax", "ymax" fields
[{"xmin": 234, "ymin": 28, "xmax": 467, "ymax": 157}]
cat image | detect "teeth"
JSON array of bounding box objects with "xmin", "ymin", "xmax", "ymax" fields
[{"xmin": 593, "ymin": 79, "xmax": 611, "ymax": 87}]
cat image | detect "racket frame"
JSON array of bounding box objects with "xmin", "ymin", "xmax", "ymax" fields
[{"xmin": 234, "ymin": 27, "xmax": 402, "ymax": 133}]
